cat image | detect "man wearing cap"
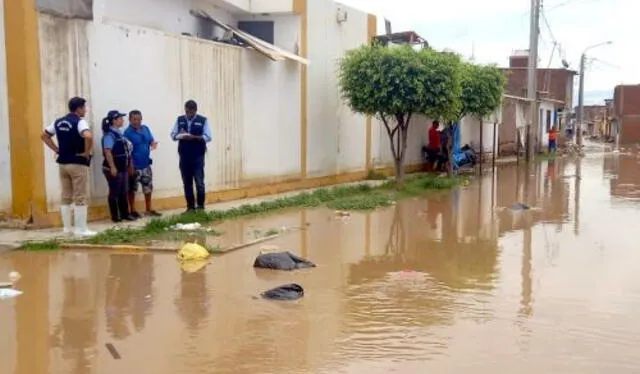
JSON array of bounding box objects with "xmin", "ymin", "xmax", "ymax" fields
[
  {"xmin": 170, "ymin": 100, "xmax": 212, "ymax": 212},
  {"xmin": 40, "ymin": 97, "xmax": 96, "ymax": 237}
]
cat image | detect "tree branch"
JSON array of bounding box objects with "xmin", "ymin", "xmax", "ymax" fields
[{"xmin": 381, "ymin": 113, "xmax": 399, "ymax": 161}]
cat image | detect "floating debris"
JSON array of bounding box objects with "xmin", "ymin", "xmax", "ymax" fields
[
  {"xmin": 511, "ymin": 203, "xmax": 531, "ymax": 211},
  {"xmin": 261, "ymin": 283, "xmax": 304, "ymax": 301},
  {"xmin": 169, "ymin": 223, "xmax": 202, "ymax": 231},
  {"xmin": 105, "ymin": 343, "xmax": 121, "ymax": 359},
  {"xmin": 8, "ymin": 271, "xmax": 21, "ymax": 283},
  {"xmin": 0, "ymin": 289, "xmax": 23, "ymax": 300},
  {"xmin": 177, "ymin": 243, "xmax": 210, "ymax": 261}
]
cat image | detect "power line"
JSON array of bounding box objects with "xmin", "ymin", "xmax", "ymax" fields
[
  {"xmin": 540, "ymin": 10, "xmax": 566, "ymax": 68},
  {"xmin": 588, "ymin": 57, "xmax": 621, "ymax": 70},
  {"xmin": 546, "ymin": 0, "xmax": 612, "ymax": 11}
]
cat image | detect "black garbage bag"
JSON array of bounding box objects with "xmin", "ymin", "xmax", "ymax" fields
[
  {"xmin": 253, "ymin": 252, "xmax": 315, "ymax": 271},
  {"xmin": 511, "ymin": 202, "xmax": 530, "ymax": 211},
  {"xmin": 261, "ymin": 283, "xmax": 304, "ymax": 301}
]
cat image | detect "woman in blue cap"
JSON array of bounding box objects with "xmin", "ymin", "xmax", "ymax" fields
[{"xmin": 102, "ymin": 110, "xmax": 136, "ymax": 222}]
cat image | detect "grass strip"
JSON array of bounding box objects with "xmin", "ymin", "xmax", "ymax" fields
[{"xmin": 21, "ymin": 173, "xmax": 466, "ymax": 251}]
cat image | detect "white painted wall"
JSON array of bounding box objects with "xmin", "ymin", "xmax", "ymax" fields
[
  {"xmin": 37, "ymin": 0, "xmax": 376, "ymax": 212},
  {"xmin": 94, "ymin": 0, "xmax": 237, "ymax": 37},
  {"xmin": 240, "ymin": 15, "xmax": 301, "ymax": 180},
  {"xmin": 460, "ymin": 117, "xmax": 499, "ymax": 153},
  {"xmin": 306, "ymin": 1, "xmax": 370, "ymax": 176},
  {"xmin": 538, "ymin": 101, "xmax": 556, "ymax": 148},
  {"xmin": 38, "ymin": 13, "xmax": 309, "ymax": 209},
  {"xmin": 39, "ymin": 16, "xmax": 245, "ymax": 208},
  {"xmin": 250, "ymin": 0, "xmax": 293, "ymax": 13},
  {"xmin": 0, "ymin": 0, "xmax": 13, "ymax": 213},
  {"xmin": 371, "ymin": 116, "xmax": 429, "ymax": 169}
]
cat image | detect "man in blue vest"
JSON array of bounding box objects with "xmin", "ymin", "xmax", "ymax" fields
[
  {"xmin": 40, "ymin": 97, "xmax": 97, "ymax": 237},
  {"xmin": 170, "ymin": 100, "xmax": 212, "ymax": 212}
]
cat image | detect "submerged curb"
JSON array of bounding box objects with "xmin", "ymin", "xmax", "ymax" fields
[{"xmin": 58, "ymin": 233, "xmax": 283, "ymax": 255}]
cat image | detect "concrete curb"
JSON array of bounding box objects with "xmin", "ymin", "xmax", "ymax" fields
[{"xmin": 0, "ymin": 243, "xmax": 20, "ymax": 253}]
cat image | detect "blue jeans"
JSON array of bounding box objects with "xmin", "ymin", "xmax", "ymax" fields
[
  {"xmin": 179, "ymin": 156, "xmax": 205, "ymax": 210},
  {"xmin": 549, "ymin": 139, "xmax": 557, "ymax": 153}
]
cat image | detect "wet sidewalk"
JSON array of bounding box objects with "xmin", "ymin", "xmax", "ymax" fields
[{"xmin": 0, "ymin": 180, "xmax": 384, "ymax": 251}]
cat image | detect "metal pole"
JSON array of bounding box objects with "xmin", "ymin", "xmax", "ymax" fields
[
  {"xmin": 492, "ymin": 122, "xmax": 497, "ymax": 168},
  {"xmin": 576, "ymin": 41, "xmax": 612, "ymax": 148},
  {"xmin": 577, "ymin": 53, "xmax": 586, "ymax": 147},
  {"xmin": 526, "ymin": 0, "xmax": 540, "ymax": 161}
]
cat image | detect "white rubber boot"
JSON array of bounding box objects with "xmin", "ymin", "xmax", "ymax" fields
[
  {"xmin": 60, "ymin": 205, "xmax": 73, "ymax": 234},
  {"xmin": 74, "ymin": 205, "xmax": 97, "ymax": 238}
]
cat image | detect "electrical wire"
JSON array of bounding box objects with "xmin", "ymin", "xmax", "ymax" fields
[
  {"xmin": 540, "ymin": 10, "xmax": 566, "ymax": 69},
  {"xmin": 546, "ymin": 0, "xmax": 612, "ymax": 11}
]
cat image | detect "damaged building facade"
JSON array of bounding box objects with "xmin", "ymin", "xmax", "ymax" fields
[{"xmin": 0, "ymin": 0, "xmax": 424, "ymax": 226}]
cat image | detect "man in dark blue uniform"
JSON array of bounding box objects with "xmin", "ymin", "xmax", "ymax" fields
[
  {"xmin": 170, "ymin": 100, "xmax": 212, "ymax": 212},
  {"xmin": 40, "ymin": 97, "xmax": 96, "ymax": 237}
]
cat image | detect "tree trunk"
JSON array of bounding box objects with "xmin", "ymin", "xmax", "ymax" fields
[
  {"xmin": 447, "ymin": 123, "xmax": 454, "ymax": 177},
  {"xmin": 479, "ymin": 118, "xmax": 484, "ymax": 174},
  {"xmin": 381, "ymin": 113, "xmax": 411, "ymax": 189},
  {"xmin": 394, "ymin": 158, "xmax": 405, "ymax": 188}
]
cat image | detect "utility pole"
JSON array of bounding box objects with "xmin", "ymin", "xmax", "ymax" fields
[
  {"xmin": 526, "ymin": 0, "xmax": 541, "ymax": 161},
  {"xmin": 577, "ymin": 41, "xmax": 612, "ymax": 148},
  {"xmin": 576, "ymin": 54, "xmax": 586, "ymax": 147}
]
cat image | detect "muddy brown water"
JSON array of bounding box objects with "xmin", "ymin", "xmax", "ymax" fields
[{"xmin": 2, "ymin": 155, "xmax": 640, "ymax": 373}]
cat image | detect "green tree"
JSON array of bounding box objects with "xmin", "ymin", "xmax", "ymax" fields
[
  {"xmin": 459, "ymin": 63, "xmax": 506, "ymax": 165},
  {"xmin": 339, "ymin": 45, "xmax": 462, "ymax": 187}
]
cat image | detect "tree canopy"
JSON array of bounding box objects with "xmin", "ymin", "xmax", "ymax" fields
[
  {"xmin": 338, "ymin": 45, "xmax": 463, "ymax": 120},
  {"xmin": 459, "ymin": 63, "xmax": 506, "ymax": 119},
  {"xmin": 338, "ymin": 44, "xmax": 504, "ymax": 184}
]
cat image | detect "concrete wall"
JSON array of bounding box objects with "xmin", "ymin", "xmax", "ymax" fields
[
  {"xmin": 37, "ymin": 0, "xmax": 374, "ymax": 213},
  {"xmin": 39, "ymin": 14, "xmax": 301, "ymax": 207},
  {"xmin": 93, "ymin": 0, "xmax": 237, "ymax": 36},
  {"xmin": 306, "ymin": 1, "xmax": 370, "ymax": 176},
  {"xmin": 0, "ymin": 0, "xmax": 12, "ymax": 213},
  {"xmin": 371, "ymin": 116, "xmax": 429, "ymax": 168},
  {"xmin": 240, "ymin": 14, "xmax": 301, "ymax": 181},
  {"xmin": 613, "ymin": 85, "xmax": 640, "ymax": 144},
  {"xmin": 460, "ymin": 117, "xmax": 499, "ymax": 153},
  {"xmin": 2, "ymin": 0, "xmax": 380, "ymax": 220}
]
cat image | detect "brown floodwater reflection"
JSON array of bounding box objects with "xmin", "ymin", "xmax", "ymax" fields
[{"xmin": 2, "ymin": 154, "xmax": 640, "ymax": 373}]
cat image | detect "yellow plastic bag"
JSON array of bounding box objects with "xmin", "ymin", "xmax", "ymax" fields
[
  {"xmin": 180, "ymin": 260, "xmax": 209, "ymax": 273},
  {"xmin": 177, "ymin": 243, "xmax": 210, "ymax": 261}
]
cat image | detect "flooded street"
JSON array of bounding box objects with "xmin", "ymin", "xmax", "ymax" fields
[{"xmin": 3, "ymin": 153, "xmax": 640, "ymax": 373}]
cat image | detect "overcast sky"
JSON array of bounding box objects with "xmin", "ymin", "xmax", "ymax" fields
[{"xmin": 339, "ymin": 0, "xmax": 636, "ymax": 105}]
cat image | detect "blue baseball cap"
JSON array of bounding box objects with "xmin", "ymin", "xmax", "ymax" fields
[{"xmin": 107, "ymin": 110, "xmax": 126, "ymax": 120}]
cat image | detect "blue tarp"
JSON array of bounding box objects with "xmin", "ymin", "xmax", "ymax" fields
[
  {"xmin": 450, "ymin": 122, "xmax": 478, "ymax": 170},
  {"xmin": 449, "ymin": 123, "xmax": 464, "ymax": 170}
]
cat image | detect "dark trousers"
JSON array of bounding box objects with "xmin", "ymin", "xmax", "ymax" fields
[
  {"xmin": 549, "ymin": 139, "xmax": 557, "ymax": 153},
  {"xmin": 103, "ymin": 170, "xmax": 130, "ymax": 221},
  {"xmin": 179, "ymin": 156, "xmax": 205, "ymax": 210}
]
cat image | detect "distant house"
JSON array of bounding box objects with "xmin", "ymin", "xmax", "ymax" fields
[
  {"xmin": 578, "ymin": 105, "xmax": 607, "ymax": 136},
  {"xmin": 498, "ymin": 50, "xmax": 577, "ymax": 155},
  {"xmin": 613, "ymin": 84, "xmax": 640, "ymax": 144}
]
